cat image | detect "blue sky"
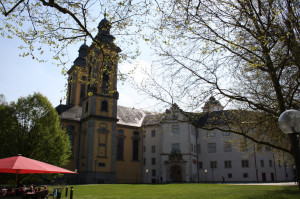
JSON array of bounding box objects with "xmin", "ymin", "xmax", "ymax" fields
[
  {"xmin": 0, "ymin": 35, "xmax": 156, "ymax": 110},
  {"xmin": 0, "ymin": 36, "xmax": 66, "ymax": 106}
]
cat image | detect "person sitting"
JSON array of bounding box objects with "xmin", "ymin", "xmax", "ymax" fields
[
  {"xmin": 1, "ymin": 187, "xmax": 7, "ymax": 197},
  {"xmin": 28, "ymin": 185, "xmax": 35, "ymax": 193},
  {"xmin": 42, "ymin": 186, "xmax": 49, "ymax": 198},
  {"xmin": 35, "ymin": 188, "xmax": 42, "ymax": 199},
  {"xmin": 21, "ymin": 185, "xmax": 26, "ymax": 192}
]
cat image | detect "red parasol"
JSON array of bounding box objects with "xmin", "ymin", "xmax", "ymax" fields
[
  {"xmin": 0, "ymin": 155, "xmax": 76, "ymax": 195},
  {"xmin": 0, "ymin": 155, "xmax": 77, "ymax": 174}
]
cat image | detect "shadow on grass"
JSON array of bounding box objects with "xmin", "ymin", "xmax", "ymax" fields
[
  {"xmin": 128, "ymin": 183, "xmax": 168, "ymax": 186},
  {"xmin": 241, "ymin": 186, "xmax": 299, "ymax": 199}
]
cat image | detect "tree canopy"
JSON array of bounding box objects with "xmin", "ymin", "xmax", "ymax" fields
[
  {"xmin": 0, "ymin": 93, "xmax": 71, "ymax": 184},
  {"xmin": 0, "ymin": 0, "xmax": 150, "ymax": 67},
  {"xmin": 134, "ymin": 0, "xmax": 300, "ymax": 154}
]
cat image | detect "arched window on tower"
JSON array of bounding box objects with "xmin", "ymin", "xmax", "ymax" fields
[
  {"xmin": 67, "ymin": 76, "xmax": 72, "ymax": 105},
  {"xmin": 102, "ymin": 72, "xmax": 109, "ymax": 94},
  {"xmin": 101, "ymin": 100, "xmax": 108, "ymax": 112},
  {"xmin": 79, "ymin": 84, "xmax": 85, "ymax": 106}
]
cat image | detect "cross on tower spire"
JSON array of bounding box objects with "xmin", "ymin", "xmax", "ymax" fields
[{"xmin": 104, "ymin": 9, "xmax": 107, "ymax": 18}]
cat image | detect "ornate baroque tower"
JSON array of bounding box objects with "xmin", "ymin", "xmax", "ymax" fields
[
  {"xmin": 66, "ymin": 17, "xmax": 121, "ymax": 183},
  {"xmin": 66, "ymin": 43, "xmax": 88, "ymax": 107}
]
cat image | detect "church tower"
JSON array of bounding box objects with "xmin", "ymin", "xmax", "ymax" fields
[
  {"xmin": 66, "ymin": 43, "xmax": 88, "ymax": 106},
  {"xmin": 78, "ymin": 17, "xmax": 121, "ymax": 183}
]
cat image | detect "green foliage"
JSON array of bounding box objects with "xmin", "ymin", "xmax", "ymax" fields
[{"xmin": 0, "ymin": 93, "xmax": 71, "ymax": 184}]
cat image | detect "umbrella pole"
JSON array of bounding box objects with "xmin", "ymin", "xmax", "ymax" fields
[{"xmin": 14, "ymin": 170, "xmax": 18, "ymax": 197}]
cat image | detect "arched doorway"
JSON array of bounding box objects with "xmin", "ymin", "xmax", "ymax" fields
[{"xmin": 170, "ymin": 165, "xmax": 182, "ymax": 182}]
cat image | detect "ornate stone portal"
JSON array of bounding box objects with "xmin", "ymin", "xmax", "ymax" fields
[
  {"xmin": 168, "ymin": 150, "xmax": 183, "ymax": 163},
  {"xmin": 165, "ymin": 150, "xmax": 186, "ymax": 182}
]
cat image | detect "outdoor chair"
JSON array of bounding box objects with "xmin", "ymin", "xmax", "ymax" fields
[
  {"xmin": 35, "ymin": 191, "xmax": 42, "ymax": 199},
  {"xmin": 41, "ymin": 190, "xmax": 48, "ymax": 199}
]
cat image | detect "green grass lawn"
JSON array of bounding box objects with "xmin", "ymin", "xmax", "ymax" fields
[{"xmin": 56, "ymin": 184, "xmax": 299, "ymax": 199}]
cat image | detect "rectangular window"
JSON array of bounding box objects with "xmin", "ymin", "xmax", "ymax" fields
[
  {"xmin": 151, "ymin": 146, "xmax": 156, "ymax": 153},
  {"xmin": 265, "ymin": 146, "xmax": 271, "ymax": 151},
  {"xmin": 98, "ymin": 163, "xmax": 106, "ymax": 167},
  {"xmin": 198, "ymin": 161, "xmax": 203, "ymax": 169},
  {"xmin": 152, "ymin": 158, "xmax": 156, "ymax": 165},
  {"xmin": 224, "ymin": 160, "xmax": 232, "ymax": 168},
  {"xmin": 152, "ymin": 169, "xmax": 156, "ymax": 177},
  {"xmin": 269, "ymin": 160, "xmax": 273, "ymax": 167},
  {"xmin": 228, "ymin": 173, "xmax": 232, "ymax": 178},
  {"xmin": 144, "ymin": 158, "xmax": 146, "ymax": 165},
  {"xmin": 223, "ymin": 142, "xmax": 232, "ymax": 152},
  {"xmin": 243, "ymin": 173, "xmax": 248, "ymax": 178},
  {"xmin": 171, "ymin": 143, "xmax": 180, "ymax": 151},
  {"xmin": 172, "ymin": 124, "xmax": 180, "ymax": 134},
  {"xmin": 242, "ymin": 160, "xmax": 249, "ymax": 168},
  {"xmin": 208, "ymin": 143, "xmax": 216, "ymax": 153},
  {"xmin": 260, "ymin": 160, "xmax": 264, "ymax": 167},
  {"xmin": 210, "ymin": 161, "xmax": 217, "ymax": 169},
  {"xmin": 196, "ymin": 144, "xmax": 201, "ymax": 153},
  {"xmin": 151, "ymin": 130, "xmax": 156, "ymax": 137},
  {"xmin": 191, "ymin": 144, "xmax": 193, "ymax": 152}
]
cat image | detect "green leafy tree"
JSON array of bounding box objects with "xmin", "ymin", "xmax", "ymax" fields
[
  {"xmin": 0, "ymin": 93, "xmax": 71, "ymax": 184},
  {"xmin": 0, "ymin": 94, "xmax": 7, "ymax": 105}
]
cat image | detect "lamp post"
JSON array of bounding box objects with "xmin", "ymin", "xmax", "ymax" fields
[
  {"xmin": 278, "ymin": 110, "xmax": 300, "ymax": 190},
  {"xmin": 204, "ymin": 169, "xmax": 208, "ymax": 182},
  {"xmin": 145, "ymin": 169, "xmax": 149, "ymax": 184}
]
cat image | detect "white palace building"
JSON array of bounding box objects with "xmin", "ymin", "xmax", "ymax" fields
[{"xmin": 141, "ymin": 97, "xmax": 294, "ymax": 183}]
